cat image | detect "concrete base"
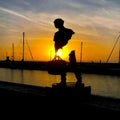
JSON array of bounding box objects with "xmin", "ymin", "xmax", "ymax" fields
[{"xmin": 51, "ymin": 82, "xmax": 91, "ymax": 97}]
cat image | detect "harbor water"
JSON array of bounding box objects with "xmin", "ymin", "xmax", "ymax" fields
[{"xmin": 0, "ymin": 68, "xmax": 120, "ymax": 99}]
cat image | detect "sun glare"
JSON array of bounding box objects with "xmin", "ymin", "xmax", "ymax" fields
[
  {"xmin": 48, "ymin": 45, "xmax": 70, "ymax": 61},
  {"xmin": 56, "ymin": 49, "xmax": 62, "ymax": 57}
]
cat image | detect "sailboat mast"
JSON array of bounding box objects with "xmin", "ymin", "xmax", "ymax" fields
[
  {"xmin": 118, "ymin": 37, "xmax": 120, "ymax": 63},
  {"xmin": 80, "ymin": 42, "xmax": 83, "ymax": 63},
  {"xmin": 22, "ymin": 32, "xmax": 25, "ymax": 61},
  {"xmin": 12, "ymin": 43, "xmax": 14, "ymax": 61},
  {"xmin": 106, "ymin": 33, "xmax": 120, "ymax": 63}
]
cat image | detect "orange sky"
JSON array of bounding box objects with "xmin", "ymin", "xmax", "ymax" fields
[
  {"xmin": 0, "ymin": 28, "xmax": 120, "ymax": 63},
  {"xmin": 1, "ymin": 32, "xmax": 118, "ymax": 63}
]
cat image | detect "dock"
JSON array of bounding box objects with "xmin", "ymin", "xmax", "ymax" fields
[
  {"xmin": 0, "ymin": 81, "xmax": 120, "ymax": 113},
  {"xmin": 0, "ymin": 81, "xmax": 91, "ymax": 97}
]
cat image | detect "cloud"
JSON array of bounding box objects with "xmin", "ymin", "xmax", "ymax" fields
[
  {"xmin": 0, "ymin": 7, "xmax": 32, "ymax": 21},
  {"xmin": 106, "ymin": 0, "xmax": 120, "ymax": 4},
  {"xmin": 69, "ymin": 0, "xmax": 107, "ymax": 7},
  {"xmin": 0, "ymin": 0, "xmax": 120, "ymax": 37}
]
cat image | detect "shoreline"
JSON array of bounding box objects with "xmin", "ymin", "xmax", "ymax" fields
[{"xmin": 0, "ymin": 61, "xmax": 120, "ymax": 76}]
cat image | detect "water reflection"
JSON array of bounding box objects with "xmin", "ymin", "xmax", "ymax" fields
[
  {"xmin": 82, "ymin": 74, "xmax": 120, "ymax": 99},
  {"xmin": 0, "ymin": 68, "xmax": 120, "ymax": 99}
]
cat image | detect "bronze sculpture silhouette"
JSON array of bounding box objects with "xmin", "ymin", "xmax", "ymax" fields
[{"xmin": 48, "ymin": 18, "xmax": 82, "ymax": 87}]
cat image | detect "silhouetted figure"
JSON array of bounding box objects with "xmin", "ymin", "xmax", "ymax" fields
[
  {"xmin": 69, "ymin": 50, "xmax": 82, "ymax": 86},
  {"xmin": 52, "ymin": 18, "xmax": 75, "ymax": 86},
  {"xmin": 53, "ymin": 18, "xmax": 75, "ymax": 53}
]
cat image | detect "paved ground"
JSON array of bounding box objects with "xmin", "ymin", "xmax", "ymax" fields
[{"xmin": 0, "ymin": 81, "xmax": 120, "ymax": 114}]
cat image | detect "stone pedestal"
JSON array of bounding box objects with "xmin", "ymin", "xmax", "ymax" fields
[{"xmin": 51, "ymin": 82, "xmax": 91, "ymax": 97}]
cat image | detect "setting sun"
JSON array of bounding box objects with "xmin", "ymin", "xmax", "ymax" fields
[{"xmin": 56, "ymin": 49, "xmax": 62, "ymax": 57}]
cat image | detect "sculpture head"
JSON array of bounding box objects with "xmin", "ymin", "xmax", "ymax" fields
[{"xmin": 54, "ymin": 18, "xmax": 64, "ymax": 28}]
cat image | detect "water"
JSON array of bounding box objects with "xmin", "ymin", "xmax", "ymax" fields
[{"xmin": 0, "ymin": 68, "xmax": 120, "ymax": 99}]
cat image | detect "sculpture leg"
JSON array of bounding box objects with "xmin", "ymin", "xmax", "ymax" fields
[
  {"xmin": 61, "ymin": 71, "xmax": 67, "ymax": 84},
  {"xmin": 69, "ymin": 50, "xmax": 82, "ymax": 85}
]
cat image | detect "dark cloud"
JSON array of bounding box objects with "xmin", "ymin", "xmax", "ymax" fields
[
  {"xmin": 26, "ymin": 0, "xmax": 74, "ymax": 13},
  {"xmin": 0, "ymin": 0, "xmax": 31, "ymax": 11},
  {"xmin": 0, "ymin": 0, "xmax": 119, "ymax": 14},
  {"xmin": 106, "ymin": 0, "xmax": 120, "ymax": 4},
  {"xmin": 70, "ymin": 0, "xmax": 106, "ymax": 8},
  {"xmin": 0, "ymin": 0, "xmax": 113, "ymax": 15},
  {"xmin": 0, "ymin": 0, "xmax": 71, "ymax": 14}
]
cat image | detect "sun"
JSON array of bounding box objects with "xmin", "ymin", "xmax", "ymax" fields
[
  {"xmin": 48, "ymin": 45, "xmax": 70, "ymax": 61},
  {"xmin": 56, "ymin": 49, "xmax": 62, "ymax": 57}
]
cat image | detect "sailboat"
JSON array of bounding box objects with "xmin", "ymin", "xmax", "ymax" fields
[
  {"xmin": 78, "ymin": 33, "xmax": 120, "ymax": 75},
  {"xmin": 0, "ymin": 32, "xmax": 47, "ymax": 70}
]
